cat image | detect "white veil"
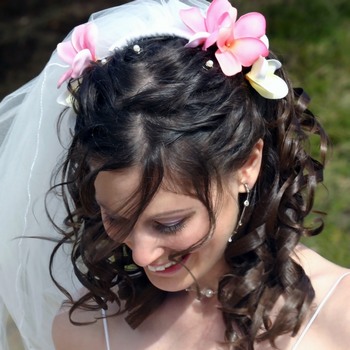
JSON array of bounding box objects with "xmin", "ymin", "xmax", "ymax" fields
[{"xmin": 0, "ymin": 0, "xmax": 209, "ymax": 349}]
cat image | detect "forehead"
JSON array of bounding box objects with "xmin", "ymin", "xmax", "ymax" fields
[
  {"xmin": 94, "ymin": 167, "xmax": 205, "ymax": 217},
  {"xmin": 94, "ymin": 168, "xmax": 141, "ymax": 203},
  {"xmin": 93, "ymin": 166, "xmax": 234, "ymax": 221},
  {"xmin": 94, "ymin": 164, "xmax": 196, "ymax": 200}
]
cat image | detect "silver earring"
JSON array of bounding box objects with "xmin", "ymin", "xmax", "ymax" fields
[{"xmin": 228, "ymin": 183, "xmax": 250, "ymax": 243}]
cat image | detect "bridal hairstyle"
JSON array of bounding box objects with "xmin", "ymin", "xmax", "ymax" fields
[
  {"xmin": 0, "ymin": 0, "xmax": 329, "ymax": 349},
  {"xmin": 50, "ymin": 32, "xmax": 329, "ymax": 350}
]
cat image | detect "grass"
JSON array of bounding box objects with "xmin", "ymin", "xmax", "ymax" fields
[{"xmin": 235, "ymin": 0, "xmax": 350, "ymax": 266}]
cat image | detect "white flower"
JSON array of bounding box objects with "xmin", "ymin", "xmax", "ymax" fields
[{"xmin": 246, "ymin": 56, "xmax": 288, "ymax": 99}]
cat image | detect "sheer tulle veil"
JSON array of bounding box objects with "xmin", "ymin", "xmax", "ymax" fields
[{"xmin": 0, "ymin": 0, "xmax": 209, "ymax": 348}]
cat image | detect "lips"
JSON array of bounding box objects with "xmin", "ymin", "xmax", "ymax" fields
[{"xmin": 147, "ymin": 254, "xmax": 189, "ymax": 272}]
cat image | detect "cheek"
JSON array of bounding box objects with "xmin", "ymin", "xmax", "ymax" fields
[
  {"xmin": 175, "ymin": 202, "xmax": 237, "ymax": 253},
  {"xmin": 170, "ymin": 215, "xmax": 211, "ymax": 251},
  {"xmin": 213, "ymin": 201, "xmax": 239, "ymax": 242},
  {"xmin": 215, "ymin": 215, "xmax": 236, "ymax": 240}
]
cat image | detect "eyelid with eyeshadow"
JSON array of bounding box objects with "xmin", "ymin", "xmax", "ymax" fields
[
  {"xmin": 153, "ymin": 218, "xmax": 187, "ymax": 235},
  {"xmin": 102, "ymin": 214, "xmax": 186, "ymax": 236},
  {"xmin": 101, "ymin": 207, "xmax": 194, "ymax": 234}
]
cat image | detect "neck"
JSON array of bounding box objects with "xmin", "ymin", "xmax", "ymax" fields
[
  {"xmin": 185, "ymin": 285, "xmax": 219, "ymax": 301},
  {"xmin": 184, "ymin": 257, "xmax": 229, "ymax": 301}
]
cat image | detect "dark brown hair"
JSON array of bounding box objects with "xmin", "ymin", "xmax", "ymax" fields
[{"xmin": 49, "ymin": 36, "xmax": 329, "ymax": 349}]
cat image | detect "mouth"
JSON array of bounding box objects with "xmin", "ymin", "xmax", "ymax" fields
[{"xmin": 147, "ymin": 254, "xmax": 190, "ymax": 272}]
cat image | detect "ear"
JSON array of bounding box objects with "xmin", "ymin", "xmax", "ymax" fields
[{"xmin": 237, "ymin": 139, "xmax": 263, "ymax": 193}]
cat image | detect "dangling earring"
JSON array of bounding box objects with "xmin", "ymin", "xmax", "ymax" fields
[{"xmin": 228, "ymin": 183, "xmax": 251, "ymax": 243}]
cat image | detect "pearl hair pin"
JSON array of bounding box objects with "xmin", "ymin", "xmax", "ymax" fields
[
  {"xmin": 133, "ymin": 44, "xmax": 141, "ymax": 54},
  {"xmin": 205, "ymin": 59, "xmax": 214, "ymax": 69}
]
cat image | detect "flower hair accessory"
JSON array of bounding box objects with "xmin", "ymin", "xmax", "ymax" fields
[
  {"xmin": 180, "ymin": 0, "xmax": 288, "ymax": 99},
  {"xmin": 246, "ymin": 57, "xmax": 288, "ymax": 99},
  {"xmin": 57, "ymin": 23, "xmax": 98, "ymax": 88},
  {"xmin": 56, "ymin": 0, "xmax": 288, "ymax": 100}
]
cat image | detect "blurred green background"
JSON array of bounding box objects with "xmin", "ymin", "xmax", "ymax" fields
[
  {"xmin": 236, "ymin": 0, "xmax": 350, "ymax": 267},
  {"xmin": 1, "ymin": 0, "xmax": 349, "ymax": 268}
]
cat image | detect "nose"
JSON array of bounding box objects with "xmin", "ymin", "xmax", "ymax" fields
[{"xmin": 124, "ymin": 229, "xmax": 165, "ymax": 268}]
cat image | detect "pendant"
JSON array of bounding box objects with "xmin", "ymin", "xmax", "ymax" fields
[
  {"xmin": 185, "ymin": 287, "xmax": 217, "ymax": 299},
  {"xmin": 201, "ymin": 288, "xmax": 217, "ymax": 298}
]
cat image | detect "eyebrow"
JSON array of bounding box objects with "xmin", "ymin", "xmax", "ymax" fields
[
  {"xmin": 97, "ymin": 201, "xmax": 194, "ymax": 220},
  {"xmin": 151, "ymin": 209, "xmax": 195, "ymax": 220}
]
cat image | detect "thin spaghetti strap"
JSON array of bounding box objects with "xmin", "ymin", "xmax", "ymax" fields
[
  {"xmin": 291, "ymin": 271, "xmax": 350, "ymax": 350},
  {"xmin": 101, "ymin": 308, "xmax": 112, "ymax": 350}
]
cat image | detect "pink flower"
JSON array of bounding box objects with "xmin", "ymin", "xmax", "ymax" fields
[
  {"xmin": 215, "ymin": 12, "xmax": 269, "ymax": 76},
  {"xmin": 57, "ymin": 23, "xmax": 98, "ymax": 88},
  {"xmin": 180, "ymin": 0, "xmax": 237, "ymax": 49},
  {"xmin": 180, "ymin": 0, "xmax": 269, "ymax": 76}
]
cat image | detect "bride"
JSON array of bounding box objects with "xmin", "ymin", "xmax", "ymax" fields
[{"xmin": 1, "ymin": 0, "xmax": 349, "ymax": 349}]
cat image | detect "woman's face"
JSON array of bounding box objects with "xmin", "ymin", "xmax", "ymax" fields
[{"xmin": 94, "ymin": 168, "xmax": 241, "ymax": 292}]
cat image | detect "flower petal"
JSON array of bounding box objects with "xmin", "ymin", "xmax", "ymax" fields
[
  {"xmin": 71, "ymin": 23, "xmax": 97, "ymax": 57},
  {"xmin": 230, "ymin": 38, "xmax": 269, "ymax": 66},
  {"xmin": 71, "ymin": 24, "xmax": 86, "ymax": 52},
  {"xmin": 248, "ymin": 56, "xmax": 269, "ymax": 80},
  {"xmin": 216, "ymin": 27, "xmax": 233, "ymax": 51},
  {"xmin": 180, "ymin": 8, "xmax": 206, "ymax": 33},
  {"xmin": 215, "ymin": 50, "xmax": 242, "ymax": 76},
  {"xmin": 246, "ymin": 73, "xmax": 288, "ymax": 99},
  {"xmin": 246, "ymin": 58, "xmax": 288, "ymax": 99},
  {"xmin": 57, "ymin": 89, "xmax": 73, "ymax": 107},
  {"xmin": 57, "ymin": 69, "xmax": 73, "ymax": 88},
  {"xmin": 57, "ymin": 41, "xmax": 76, "ymax": 65},
  {"xmin": 260, "ymin": 35, "xmax": 269, "ymax": 49},
  {"xmin": 203, "ymin": 30, "xmax": 220, "ymax": 49},
  {"xmin": 206, "ymin": 0, "xmax": 237, "ymax": 32},
  {"xmin": 185, "ymin": 32, "xmax": 211, "ymax": 48},
  {"xmin": 84, "ymin": 23, "xmax": 98, "ymax": 58},
  {"xmin": 234, "ymin": 12, "xmax": 266, "ymax": 39},
  {"xmin": 56, "ymin": 22, "xmax": 98, "ymax": 88},
  {"xmin": 71, "ymin": 49, "xmax": 93, "ymax": 78},
  {"xmin": 266, "ymin": 59, "xmax": 282, "ymax": 74},
  {"xmin": 71, "ymin": 24, "xmax": 87, "ymax": 51}
]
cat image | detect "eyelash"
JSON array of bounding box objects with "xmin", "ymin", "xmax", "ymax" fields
[
  {"xmin": 153, "ymin": 219, "xmax": 186, "ymax": 235},
  {"xmin": 102, "ymin": 212, "xmax": 187, "ymax": 235}
]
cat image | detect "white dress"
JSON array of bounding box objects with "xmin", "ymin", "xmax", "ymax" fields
[{"xmin": 101, "ymin": 272, "xmax": 350, "ymax": 350}]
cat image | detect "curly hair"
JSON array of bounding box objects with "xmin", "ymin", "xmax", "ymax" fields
[{"xmin": 49, "ymin": 36, "xmax": 329, "ymax": 349}]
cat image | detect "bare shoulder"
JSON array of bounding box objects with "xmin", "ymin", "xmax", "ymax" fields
[
  {"xmin": 320, "ymin": 268, "xmax": 350, "ymax": 347},
  {"xmin": 295, "ymin": 245, "xmax": 350, "ymax": 348},
  {"xmin": 52, "ymin": 300, "xmax": 132, "ymax": 350},
  {"xmin": 52, "ymin": 305, "xmax": 104, "ymax": 350}
]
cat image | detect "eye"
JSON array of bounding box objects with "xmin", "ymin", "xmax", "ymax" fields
[
  {"xmin": 101, "ymin": 212, "xmax": 126, "ymax": 231},
  {"xmin": 153, "ymin": 219, "xmax": 186, "ymax": 235}
]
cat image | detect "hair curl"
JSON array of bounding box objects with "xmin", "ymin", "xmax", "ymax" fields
[{"xmin": 49, "ymin": 36, "xmax": 329, "ymax": 349}]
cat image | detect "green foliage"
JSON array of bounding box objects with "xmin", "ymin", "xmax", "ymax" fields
[{"xmin": 235, "ymin": 0, "xmax": 350, "ymax": 266}]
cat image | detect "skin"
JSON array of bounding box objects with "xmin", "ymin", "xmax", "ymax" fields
[
  {"xmin": 52, "ymin": 141, "xmax": 350, "ymax": 349},
  {"xmin": 97, "ymin": 170, "xmax": 238, "ymax": 294}
]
